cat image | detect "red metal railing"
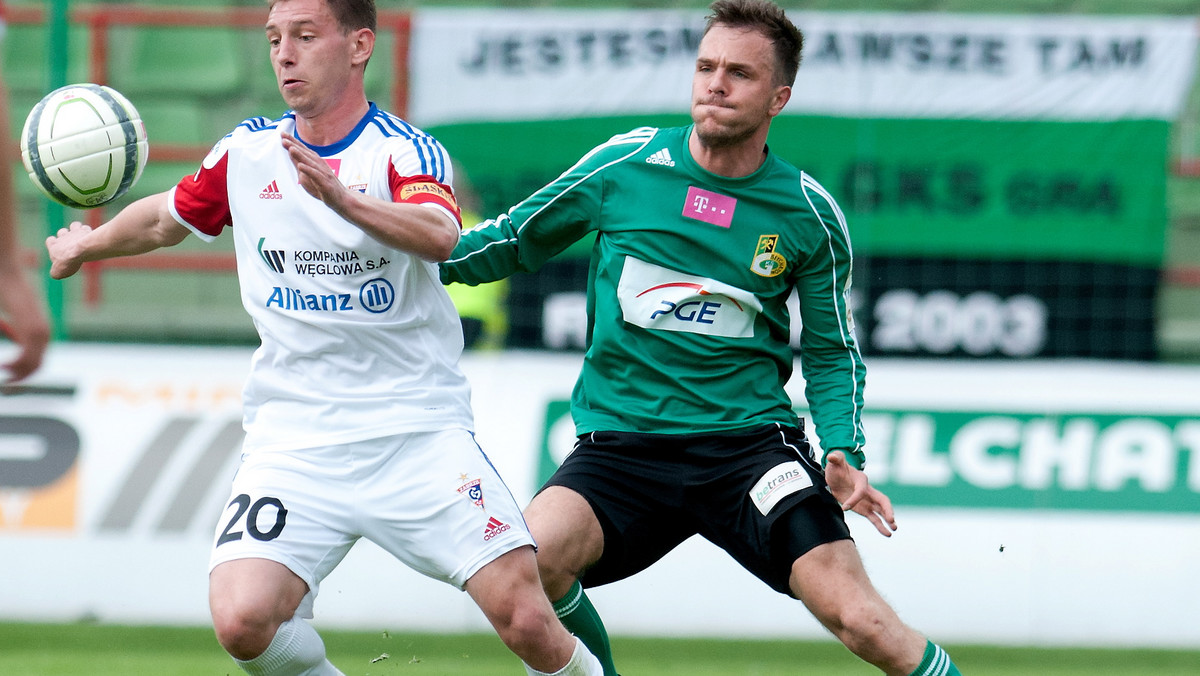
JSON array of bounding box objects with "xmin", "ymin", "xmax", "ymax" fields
[{"xmin": 8, "ymin": 3, "xmax": 411, "ymax": 306}]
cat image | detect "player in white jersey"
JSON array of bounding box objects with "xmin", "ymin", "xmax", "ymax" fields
[
  {"xmin": 44, "ymin": 1, "xmax": 602, "ymax": 675},
  {"xmin": 0, "ymin": 0, "xmax": 51, "ymax": 382}
]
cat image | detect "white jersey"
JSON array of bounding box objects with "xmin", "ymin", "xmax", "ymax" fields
[{"xmin": 168, "ymin": 104, "xmax": 473, "ymax": 453}]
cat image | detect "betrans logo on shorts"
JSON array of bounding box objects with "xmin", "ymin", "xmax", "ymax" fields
[
  {"xmin": 749, "ymin": 461, "xmax": 813, "ymax": 516},
  {"xmin": 616, "ymin": 257, "xmax": 762, "ymax": 338}
]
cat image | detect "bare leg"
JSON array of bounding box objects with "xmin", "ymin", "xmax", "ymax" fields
[
  {"xmin": 524, "ymin": 486, "xmax": 605, "ymax": 600},
  {"xmin": 465, "ymin": 545, "xmax": 597, "ymax": 673},
  {"xmin": 210, "ymin": 558, "xmax": 309, "ymax": 660},
  {"xmin": 790, "ymin": 540, "xmax": 927, "ymax": 676}
]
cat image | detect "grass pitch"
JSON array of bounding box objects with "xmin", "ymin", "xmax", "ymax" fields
[{"xmin": 1, "ymin": 622, "xmax": 1199, "ymax": 675}]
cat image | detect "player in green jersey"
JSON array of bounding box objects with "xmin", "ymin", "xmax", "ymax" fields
[{"xmin": 441, "ymin": 1, "xmax": 962, "ymax": 674}]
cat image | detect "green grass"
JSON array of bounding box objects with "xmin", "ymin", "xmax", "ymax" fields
[{"xmin": 1, "ymin": 622, "xmax": 1199, "ymax": 675}]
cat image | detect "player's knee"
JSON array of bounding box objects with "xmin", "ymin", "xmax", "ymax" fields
[
  {"xmin": 538, "ymin": 559, "xmax": 579, "ymax": 602},
  {"xmin": 531, "ymin": 535, "xmax": 593, "ymax": 601},
  {"xmin": 492, "ymin": 597, "xmax": 559, "ymax": 651},
  {"xmin": 830, "ymin": 604, "xmax": 894, "ymax": 658},
  {"xmin": 211, "ymin": 604, "xmax": 281, "ymax": 660}
]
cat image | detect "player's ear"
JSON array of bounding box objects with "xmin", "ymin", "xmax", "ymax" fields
[
  {"xmin": 768, "ymin": 84, "xmax": 791, "ymax": 118},
  {"xmin": 351, "ymin": 27, "xmax": 374, "ymax": 67}
]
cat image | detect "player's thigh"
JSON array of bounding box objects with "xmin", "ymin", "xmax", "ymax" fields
[
  {"xmin": 789, "ymin": 538, "xmax": 887, "ymax": 623},
  {"xmin": 209, "ymin": 557, "xmax": 309, "ymax": 624},
  {"xmin": 463, "ymin": 545, "xmax": 550, "ymax": 627},
  {"xmin": 689, "ymin": 425, "xmax": 855, "ymax": 596},
  {"xmin": 525, "ymin": 485, "xmax": 604, "ymax": 578},
  {"xmin": 541, "ymin": 432, "xmax": 696, "ymax": 587},
  {"xmin": 209, "ymin": 449, "xmax": 357, "ymax": 616},
  {"xmin": 359, "ymin": 428, "xmax": 535, "ymax": 589}
]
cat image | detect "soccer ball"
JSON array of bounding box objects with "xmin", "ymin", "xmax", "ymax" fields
[{"xmin": 20, "ymin": 83, "xmax": 148, "ymax": 209}]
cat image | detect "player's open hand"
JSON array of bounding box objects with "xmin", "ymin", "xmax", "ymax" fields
[
  {"xmin": 0, "ymin": 272, "xmax": 50, "ymax": 383},
  {"xmin": 45, "ymin": 222, "xmax": 93, "ymax": 280},
  {"xmin": 825, "ymin": 451, "xmax": 897, "ymax": 537},
  {"xmin": 282, "ymin": 133, "xmax": 353, "ymax": 215}
]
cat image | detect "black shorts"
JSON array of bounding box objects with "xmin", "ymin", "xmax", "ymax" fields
[{"xmin": 541, "ymin": 422, "xmax": 852, "ymax": 596}]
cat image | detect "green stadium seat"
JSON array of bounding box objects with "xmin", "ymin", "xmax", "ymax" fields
[
  {"xmin": 135, "ymin": 98, "xmax": 208, "ymax": 145},
  {"xmin": 2, "ymin": 24, "xmax": 92, "ymax": 96},
  {"xmin": 105, "ymin": 25, "xmax": 246, "ymax": 98}
]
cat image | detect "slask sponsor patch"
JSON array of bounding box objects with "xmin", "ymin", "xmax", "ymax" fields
[
  {"xmin": 750, "ymin": 461, "xmax": 814, "ymax": 515},
  {"xmin": 397, "ymin": 178, "xmax": 459, "ymax": 212},
  {"xmin": 618, "ymin": 256, "xmax": 762, "ymax": 338}
]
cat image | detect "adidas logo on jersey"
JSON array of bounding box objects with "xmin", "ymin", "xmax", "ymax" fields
[
  {"xmin": 483, "ymin": 516, "xmax": 511, "ymax": 541},
  {"xmin": 646, "ymin": 149, "xmax": 676, "ymax": 167},
  {"xmin": 259, "ymin": 180, "xmax": 283, "ymax": 200}
]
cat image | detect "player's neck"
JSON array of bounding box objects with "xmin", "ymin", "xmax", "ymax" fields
[
  {"xmin": 688, "ymin": 129, "xmax": 769, "ymax": 178},
  {"xmin": 294, "ymin": 96, "xmax": 371, "ymax": 147}
]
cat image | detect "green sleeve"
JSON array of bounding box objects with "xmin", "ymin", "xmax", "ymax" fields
[
  {"xmin": 441, "ymin": 148, "xmax": 612, "ymax": 287},
  {"xmin": 794, "ymin": 176, "xmax": 867, "ymax": 470}
]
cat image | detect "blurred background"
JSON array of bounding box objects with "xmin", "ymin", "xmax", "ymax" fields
[
  {"xmin": 3, "ymin": 0, "xmax": 1198, "ymax": 359},
  {"xmin": 2, "ymin": 0, "xmax": 1199, "ymax": 653}
]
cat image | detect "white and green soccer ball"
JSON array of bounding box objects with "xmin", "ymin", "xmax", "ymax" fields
[{"xmin": 20, "ymin": 83, "xmax": 148, "ymax": 209}]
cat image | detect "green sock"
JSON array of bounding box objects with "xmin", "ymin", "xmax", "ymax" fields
[
  {"xmin": 907, "ymin": 640, "xmax": 962, "ymax": 676},
  {"xmin": 552, "ymin": 580, "xmax": 618, "ymax": 676}
]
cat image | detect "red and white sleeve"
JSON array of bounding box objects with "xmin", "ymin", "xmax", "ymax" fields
[{"xmin": 169, "ymin": 149, "xmax": 233, "ymax": 241}]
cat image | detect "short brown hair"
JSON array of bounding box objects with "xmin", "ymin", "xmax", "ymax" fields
[
  {"xmin": 704, "ymin": 0, "xmax": 803, "ymax": 87},
  {"xmin": 267, "ymin": 0, "xmax": 376, "ymax": 34}
]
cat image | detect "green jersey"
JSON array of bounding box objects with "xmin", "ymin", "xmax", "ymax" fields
[{"xmin": 442, "ymin": 126, "xmax": 867, "ymax": 467}]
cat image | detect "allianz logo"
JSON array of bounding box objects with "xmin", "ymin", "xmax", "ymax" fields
[{"xmin": 263, "ymin": 278, "xmax": 395, "ymax": 314}]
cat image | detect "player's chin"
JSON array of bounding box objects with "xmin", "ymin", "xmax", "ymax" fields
[
  {"xmin": 693, "ymin": 122, "xmax": 743, "ymax": 149},
  {"xmin": 278, "ymin": 84, "xmax": 307, "ymax": 106}
]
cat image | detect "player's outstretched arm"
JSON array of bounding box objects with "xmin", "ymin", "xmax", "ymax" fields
[
  {"xmin": 45, "ymin": 192, "xmax": 190, "ymax": 280},
  {"xmin": 281, "ymin": 133, "xmax": 459, "ymax": 261},
  {"xmin": 825, "ymin": 451, "xmax": 898, "ymax": 537}
]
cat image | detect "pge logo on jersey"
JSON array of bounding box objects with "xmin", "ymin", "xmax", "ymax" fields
[{"xmin": 617, "ymin": 257, "xmax": 762, "ymax": 338}]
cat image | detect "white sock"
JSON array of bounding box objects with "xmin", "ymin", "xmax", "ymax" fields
[
  {"xmin": 524, "ymin": 636, "xmax": 604, "ymax": 676},
  {"xmin": 233, "ymin": 617, "xmax": 344, "ymax": 676}
]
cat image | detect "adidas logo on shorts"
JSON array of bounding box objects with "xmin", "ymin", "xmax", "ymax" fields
[
  {"xmin": 645, "ymin": 148, "xmax": 676, "ymax": 167},
  {"xmin": 483, "ymin": 516, "xmax": 511, "ymax": 541}
]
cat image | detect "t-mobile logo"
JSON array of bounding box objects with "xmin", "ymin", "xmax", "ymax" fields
[{"xmin": 683, "ymin": 186, "xmax": 736, "ymax": 228}]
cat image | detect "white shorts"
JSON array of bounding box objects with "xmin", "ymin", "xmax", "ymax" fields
[{"xmin": 208, "ymin": 428, "xmax": 534, "ymax": 616}]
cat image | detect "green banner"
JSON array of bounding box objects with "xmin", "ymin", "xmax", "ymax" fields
[
  {"xmin": 536, "ymin": 402, "xmax": 1200, "ymax": 513},
  {"xmin": 862, "ymin": 408, "xmax": 1200, "ymax": 512},
  {"xmin": 436, "ymin": 115, "xmax": 1169, "ymax": 266}
]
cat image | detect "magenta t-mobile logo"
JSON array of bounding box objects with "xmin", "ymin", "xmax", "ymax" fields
[{"xmin": 683, "ymin": 186, "xmax": 736, "ymax": 228}]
